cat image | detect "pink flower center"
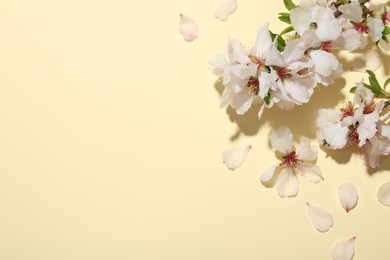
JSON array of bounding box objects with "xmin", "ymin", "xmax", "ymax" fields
[
  {"xmin": 246, "ymin": 77, "xmax": 260, "ymax": 95},
  {"xmin": 383, "ymin": 11, "xmax": 390, "ymax": 25},
  {"xmin": 320, "ymin": 41, "xmax": 333, "ymax": 53},
  {"xmin": 363, "ymin": 102, "xmax": 376, "ymax": 114},
  {"xmin": 354, "ymin": 23, "xmax": 369, "ymax": 33},
  {"xmin": 282, "ymin": 151, "xmax": 300, "ymax": 168},
  {"xmin": 277, "ymin": 66, "xmax": 290, "ymax": 80},
  {"xmin": 249, "ymin": 54, "xmax": 265, "ymax": 71},
  {"xmin": 348, "ymin": 124, "xmax": 360, "ymax": 146},
  {"xmin": 340, "ymin": 102, "xmax": 354, "ymax": 118}
]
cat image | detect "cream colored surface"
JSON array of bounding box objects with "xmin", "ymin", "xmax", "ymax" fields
[{"xmin": 0, "ymin": 0, "xmax": 389, "ymax": 259}]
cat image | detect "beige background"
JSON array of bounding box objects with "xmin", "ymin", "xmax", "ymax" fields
[{"xmin": 0, "ymin": 0, "xmax": 389, "ymax": 259}]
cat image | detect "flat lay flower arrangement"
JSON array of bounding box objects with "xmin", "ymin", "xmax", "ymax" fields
[{"xmin": 180, "ymin": 0, "xmax": 390, "ymax": 259}]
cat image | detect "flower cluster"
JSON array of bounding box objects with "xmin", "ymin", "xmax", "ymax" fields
[
  {"xmin": 317, "ymin": 72, "xmax": 390, "ymax": 168},
  {"xmin": 209, "ymin": 0, "xmax": 389, "ymax": 120}
]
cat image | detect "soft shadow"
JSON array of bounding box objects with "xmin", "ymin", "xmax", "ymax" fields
[
  {"xmin": 367, "ymin": 156, "xmax": 390, "ymax": 175},
  {"xmin": 322, "ymin": 146, "xmax": 354, "ymax": 165},
  {"xmin": 215, "ymin": 77, "xmax": 346, "ymax": 141}
]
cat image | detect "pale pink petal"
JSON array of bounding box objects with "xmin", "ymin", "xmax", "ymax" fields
[
  {"xmin": 297, "ymin": 137, "xmax": 318, "ymax": 161},
  {"xmin": 316, "ymin": 18, "xmax": 342, "ymax": 42},
  {"xmin": 222, "ymin": 145, "xmax": 251, "ymax": 170},
  {"xmin": 320, "ymin": 123, "xmax": 349, "ymax": 149},
  {"xmin": 260, "ymin": 163, "xmax": 279, "ymax": 183},
  {"xmin": 316, "ymin": 109, "xmax": 341, "ymax": 127},
  {"xmin": 357, "ymin": 111, "xmax": 380, "ymax": 147},
  {"xmin": 270, "ymin": 126, "xmax": 293, "ymax": 154},
  {"xmin": 310, "ymin": 50, "xmax": 339, "ymax": 77},
  {"xmin": 276, "ymin": 168, "xmax": 299, "ymax": 198},
  {"xmin": 252, "ymin": 24, "xmax": 272, "ymax": 59},
  {"xmin": 290, "ymin": 7, "xmax": 312, "ymax": 36},
  {"xmin": 214, "ymin": 0, "xmax": 237, "ymax": 22},
  {"xmin": 368, "ymin": 18, "xmax": 385, "ymax": 42},
  {"xmin": 337, "ymin": 29, "xmax": 363, "ymax": 51},
  {"xmin": 258, "ymin": 104, "xmax": 266, "ymax": 120},
  {"xmin": 306, "ymin": 202, "xmax": 334, "ymax": 232},
  {"xmin": 377, "ymin": 182, "xmax": 390, "ymax": 206},
  {"xmin": 331, "ymin": 237, "xmax": 356, "ymax": 260},
  {"xmin": 179, "ymin": 14, "xmax": 198, "ymax": 42},
  {"xmin": 298, "ymin": 163, "xmax": 323, "ymax": 183},
  {"xmin": 338, "ymin": 2, "xmax": 362, "ymax": 22},
  {"xmin": 338, "ymin": 183, "xmax": 359, "ymax": 213}
]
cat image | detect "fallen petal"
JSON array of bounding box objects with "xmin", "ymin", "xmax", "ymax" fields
[
  {"xmin": 222, "ymin": 145, "xmax": 251, "ymax": 170},
  {"xmin": 179, "ymin": 14, "xmax": 198, "ymax": 42},
  {"xmin": 214, "ymin": 0, "xmax": 237, "ymax": 22},
  {"xmin": 377, "ymin": 182, "xmax": 390, "ymax": 206},
  {"xmin": 306, "ymin": 202, "xmax": 334, "ymax": 232},
  {"xmin": 338, "ymin": 183, "xmax": 358, "ymax": 213},
  {"xmin": 331, "ymin": 236, "xmax": 356, "ymax": 260}
]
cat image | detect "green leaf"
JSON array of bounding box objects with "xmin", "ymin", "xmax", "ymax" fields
[
  {"xmin": 280, "ymin": 26, "xmax": 294, "ymax": 35},
  {"xmin": 384, "ymin": 77, "xmax": 390, "ymax": 90},
  {"xmin": 365, "ymin": 70, "xmax": 387, "ymax": 96},
  {"xmin": 350, "ymin": 86, "xmax": 357, "ymax": 93},
  {"xmin": 278, "ymin": 12, "xmax": 291, "ymax": 24},
  {"xmin": 283, "ymin": 0, "xmax": 296, "ymax": 11},
  {"xmin": 383, "ymin": 26, "xmax": 390, "ymax": 35},
  {"xmin": 358, "ymin": 0, "xmax": 370, "ymax": 4},
  {"xmin": 269, "ymin": 30, "xmax": 286, "ymax": 52},
  {"xmin": 263, "ymin": 91, "xmax": 272, "ymax": 106}
]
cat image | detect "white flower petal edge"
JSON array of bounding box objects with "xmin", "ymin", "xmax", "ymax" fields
[
  {"xmin": 306, "ymin": 202, "xmax": 334, "ymax": 232},
  {"xmin": 377, "ymin": 182, "xmax": 390, "ymax": 207},
  {"xmin": 270, "ymin": 126, "xmax": 293, "ymax": 154},
  {"xmin": 222, "ymin": 145, "xmax": 252, "ymax": 171},
  {"xmin": 338, "ymin": 183, "xmax": 359, "ymax": 213},
  {"xmin": 331, "ymin": 236, "xmax": 356, "ymax": 260},
  {"xmin": 276, "ymin": 168, "xmax": 299, "ymax": 198},
  {"xmin": 260, "ymin": 163, "xmax": 279, "ymax": 183},
  {"xmin": 214, "ymin": 0, "xmax": 237, "ymax": 22},
  {"xmin": 179, "ymin": 14, "xmax": 198, "ymax": 42}
]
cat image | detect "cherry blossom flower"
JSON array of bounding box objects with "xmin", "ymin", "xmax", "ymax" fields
[
  {"xmin": 260, "ymin": 126, "xmax": 323, "ymax": 198},
  {"xmin": 222, "ymin": 145, "xmax": 252, "ymax": 170}
]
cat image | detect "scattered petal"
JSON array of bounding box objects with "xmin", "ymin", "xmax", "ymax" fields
[
  {"xmin": 179, "ymin": 14, "xmax": 198, "ymax": 42},
  {"xmin": 222, "ymin": 145, "xmax": 251, "ymax": 170},
  {"xmin": 306, "ymin": 202, "xmax": 334, "ymax": 232},
  {"xmin": 214, "ymin": 0, "xmax": 237, "ymax": 22},
  {"xmin": 331, "ymin": 236, "xmax": 356, "ymax": 260},
  {"xmin": 338, "ymin": 183, "xmax": 358, "ymax": 213},
  {"xmin": 377, "ymin": 182, "xmax": 390, "ymax": 207},
  {"xmin": 270, "ymin": 126, "xmax": 293, "ymax": 154}
]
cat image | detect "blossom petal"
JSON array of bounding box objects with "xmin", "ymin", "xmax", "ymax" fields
[
  {"xmin": 270, "ymin": 126, "xmax": 293, "ymax": 154},
  {"xmin": 331, "ymin": 237, "xmax": 356, "ymax": 260},
  {"xmin": 276, "ymin": 168, "xmax": 299, "ymax": 198},
  {"xmin": 290, "ymin": 7, "xmax": 312, "ymax": 36},
  {"xmin": 306, "ymin": 202, "xmax": 334, "ymax": 232},
  {"xmin": 179, "ymin": 14, "xmax": 198, "ymax": 42},
  {"xmin": 377, "ymin": 182, "xmax": 390, "ymax": 207},
  {"xmin": 260, "ymin": 163, "xmax": 279, "ymax": 183},
  {"xmin": 320, "ymin": 123, "xmax": 349, "ymax": 149},
  {"xmin": 338, "ymin": 183, "xmax": 358, "ymax": 213},
  {"xmin": 337, "ymin": 29, "xmax": 363, "ymax": 51},
  {"xmin": 299, "ymin": 163, "xmax": 323, "ymax": 183},
  {"xmin": 316, "ymin": 18, "xmax": 342, "ymax": 42},
  {"xmin": 338, "ymin": 2, "xmax": 362, "ymax": 22},
  {"xmin": 297, "ymin": 137, "xmax": 318, "ymax": 161},
  {"xmin": 368, "ymin": 18, "xmax": 385, "ymax": 42},
  {"xmin": 214, "ymin": 0, "xmax": 237, "ymax": 22},
  {"xmin": 357, "ymin": 111, "xmax": 379, "ymax": 147},
  {"xmin": 252, "ymin": 24, "xmax": 272, "ymax": 59},
  {"xmin": 222, "ymin": 145, "xmax": 252, "ymax": 170},
  {"xmin": 316, "ymin": 109, "xmax": 341, "ymax": 127},
  {"xmin": 310, "ymin": 50, "xmax": 339, "ymax": 77}
]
